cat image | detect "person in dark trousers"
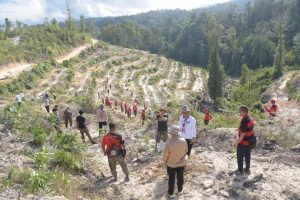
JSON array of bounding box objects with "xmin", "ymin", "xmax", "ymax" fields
[
  {"xmin": 44, "ymin": 94, "xmax": 50, "ymax": 113},
  {"xmin": 102, "ymin": 123, "xmax": 130, "ymax": 182},
  {"xmin": 15, "ymin": 92, "xmax": 22, "ymax": 107},
  {"xmin": 163, "ymin": 125, "xmax": 188, "ymax": 198},
  {"xmin": 133, "ymin": 104, "xmax": 138, "ymax": 116},
  {"xmin": 76, "ymin": 110, "xmax": 96, "ymax": 144},
  {"xmin": 64, "ymin": 107, "xmax": 73, "ymax": 128},
  {"xmin": 234, "ymin": 106, "xmax": 255, "ymax": 175},
  {"xmin": 155, "ymin": 108, "xmax": 169, "ymax": 151},
  {"xmin": 178, "ymin": 105, "xmax": 197, "ymax": 158}
]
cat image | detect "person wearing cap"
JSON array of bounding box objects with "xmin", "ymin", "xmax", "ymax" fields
[
  {"xmin": 163, "ymin": 125, "xmax": 188, "ymax": 197},
  {"xmin": 156, "ymin": 108, "xmax": 169, "ymax": 151},
  {"xmin": 98, "ymin": 105, "xmax": 108, "ymax": 135},
  {"xmin": 178, "ymin": 105, "xmax": 197, "ymax": 158},
  {"xmin": 264, "ymin": 99, "xmax": 278, "ymax": 117}
]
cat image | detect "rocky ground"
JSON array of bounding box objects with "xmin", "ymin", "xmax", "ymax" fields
[{"xmin": 0, "ymin": 41, "xmax": 300, "ymax": 200}]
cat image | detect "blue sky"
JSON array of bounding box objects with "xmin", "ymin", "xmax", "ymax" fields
[{"xmin": 0, "ymin": 0, "xmax": 231, "ymax": 24}]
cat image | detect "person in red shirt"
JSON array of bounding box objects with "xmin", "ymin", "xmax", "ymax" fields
[
  {"xmin": 264, "ymin": 100, "xmax": 278, "ymax": 117},
  {"xmin": 234, "ymin": 106, "xmax": 255, "ymax": 176},
  {"xmin": 204, "ymin": 108, "xmax": 213, "ymax": 125},
  {"xmin": 133, "ymin": 104, "xmax": 138, "ymax": 116},
  {"xmin": 108, "ymin": 100, "xmax": 113, "ymax": 109},
  {"xmin": 127, "ymin": 106, "xmax": 132, "ymax": 118},
  {"xmin": 101, "ymin": 123, "xmax": 129, "ymax": 182},
  {"xmin": 105, "ymin": 96, "xmax": 110, "ymax": 106}
]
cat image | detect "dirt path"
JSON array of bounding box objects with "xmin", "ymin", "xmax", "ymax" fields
[{"xmin": 0, "ymin": 40, "xmax": 98, "ymax": 81}]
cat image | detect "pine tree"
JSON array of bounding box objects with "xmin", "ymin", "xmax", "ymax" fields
[
  {"xmin": 208, "ymin": 30, "xmax": 224, "ymax": 104},
  {"xmin": 240, "ymin": 64, "xmax": 250, "ymax": 86},
  {"xmin": 274, "ymin": 21, "xmax": 285, "ymax": 78}
]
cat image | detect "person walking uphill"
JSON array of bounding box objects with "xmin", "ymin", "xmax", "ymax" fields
[
  {"xmin": 64, "ymin": 107, "xmax": 73, "ymax": 128},
  {"xmin": 178, "ymin": 105, "xmax": 197, "ymax": 158},
  {"xmin": 156, "ymin": 108, "xmax": 169, "ymax": 151},
  {"xmin": 204, "ymin": 108, "xmax": 213, "ymax": 125},
  {"xmin": 163, "ymin": 125, "xmax": 188, "ymax": 198},
  {"xmin": 76, "ymin": 110, "xmax": 96, "ymax": 144},
  {"xmin": 98, "ymin": 105, "xmax": 108, "ymax": 135},
  {"xmin": 52, "ymin": 105, "xmax": 62, "ymax": 134},
  {"xmin": 15, "ymin": 92, "xmax": 22, "ymax": 107},
  {"xmin": 44, "ymin": 94, "xmax": 51, "ymax": 113},
  {"xmin": 102, "ymin": 123, "xmax": 130, "ymax": 182},
  {"xmin": 234, "ymin": 106, "xmax": 255, "ymax": 176}
]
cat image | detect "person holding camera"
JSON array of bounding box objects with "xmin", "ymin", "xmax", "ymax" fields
[{"xmin": 101, "ymin": 123, "xmax": 129, "ymax": 182}]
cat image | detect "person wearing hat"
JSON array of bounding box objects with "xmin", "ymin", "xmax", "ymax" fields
[
  {"xmin": 155, "ymin": 107, "xmax": 169, "ymax": 151},
  {"xmin": 178, "ymin": 105, "xmax": 197, "ymax": 158},
  {"xmin": 163, "ymin": 125, "xmax": 188, "ymax": 197},
  {"xmin": 98, "ymin": 105, "xmax": 108, "ymax": 135},
  {"xmin": 264, "ymin": 99, "xmax": 278, "ymax": 117}
]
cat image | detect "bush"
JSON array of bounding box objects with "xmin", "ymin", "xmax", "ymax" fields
[
  {"xmin": 32, "ymin": 127, "xmax": 48, "ymax": 146},
  {"xmin": 7, "ymin": 168, "xmax": 32, "ymax": 185},
  {"xmin": 25, "ymin": 169, "xmax": 52, "ymax": 193},
  {"xmin": 75, "ymin": 94, "xmax": 96, "ymax": 113},
  {"xmin": 32, "ymin": 147, "xmax": 50, "ymax": 168},
  {"xmin": 55, "ymin": 133, "xmax": 85, "ymax": 153},
  {"xmin": 51, "ymin": 150, "xmax": 83, "ymax": 174}
]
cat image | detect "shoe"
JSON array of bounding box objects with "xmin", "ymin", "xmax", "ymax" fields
[
  {"xmin": 235, "ymin": 170, "xmax": 244, "ymax": 176},
  {"xmin": 178, "ymin": 189, "xmax": 183, "ymax": 195},
  {"xmin": 168, "ymin": 194, "xmax": 175, "ymax": 198},
  {"xmin": 124, "ymin": 176, "xmax": 130, "ymax": 182},
  {"xmin": 112, "ymin": 176, "xmax": 118, "ymax": 182},
  {"xmin": 91, "ymin": 141, "xmax": 97, "ymax": 144},
  {"xmin": 244, "ymin": 169, "xmax": 251, "ymax": 175}
]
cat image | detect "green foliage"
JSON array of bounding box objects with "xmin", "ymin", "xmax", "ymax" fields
[
  {"xmin": 75, "ymin": 94, "xmax": 96, "ymax": 113},
  {"xmin": 274, "ymin": 22, "xmax": 285, "ymax": 78},
  {"xmin": 55, "ymin": 133, "xmax": 85, "ymax": 153},
  {"xmin": 7, "ymin": 168, "xmax": 32, "ymax": 185},
  {"xmin": 148, "ymin": 73, "xmax": 162, "ymax": 85},
  {"xmin": 51, "ymin": 150, "xmax": 83, "ymax": 174},
  {"xmin": 32, "ymin": 148, "xmax": 50, "ymax": 168},
  {"xmin": 25, "ymin": 169, "xmax": 52, "ymax": 193},
  {"xmin": 32, "ymin": 127, "xmax": 48, "ymax": 146},
  {"xmin": 240, "ymin": 64, "xmax": 251, "ymax": 86}
]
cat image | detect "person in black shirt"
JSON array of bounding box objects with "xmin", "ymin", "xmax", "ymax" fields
[
  {"xmin": 155, "ymin": 108, "xmax": 169, "ymax": 151},
  {"xmin": 76, "ymin": 110, "xmax": 96, "ymax": 144}
]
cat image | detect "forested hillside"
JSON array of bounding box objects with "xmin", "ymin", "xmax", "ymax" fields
[
  {"xmin": 91, "ymin": 0, "xmax": 300, "ymax": 75},
  {"xmin": 0, "ymin": 14, "xmax": 91, "ymax": 66}
]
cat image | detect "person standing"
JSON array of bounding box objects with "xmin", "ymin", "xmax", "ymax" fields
[
  {"xmin": 121, "ymin": 101, "xmax": 124, "ymax": 113},
  {"xmin": 98, "ymin": 105, "xmax": 108, "ymax": 135},
  {"xmin": 64, "ymin": 107, "xmax": 73, "ymax": 128},
  {"xmin": 102, "ymin": 123, "xmax": 130, "ymax": 182},
  {"xmin": 204, "ymin": 108, "xmax": 213, "ymax": 125},
  {"xmin": 127, "ymin": 106, "xmax": 132, "ymax": 118},
  {"xmin": 234, "ymin": 106, "xmax": 255, "ymax": 175},
  {"xmin": 15, "ymin": 92, "xmax": 22, "ymax": 107},
  {"xmin": 163, "ymin": 125, "xmax": 188, "ymax": 197},
  {"xmin": 124, "ymin": 102, "xmax": 128, "ymax": 114},
  {"xmin": 141, "ymin": 108, "xmax": 146, "ymax": 125},
  {"xmin": 156, "ymin": 108, "xmax": 169, "ymax": 151},
  {"xmin": 20, "ymin": 91, "xmax": 25, "ymax": 101},
  {"xmin": 264, "ymin": 99, "xmax": 278, "ymax": 117},
  {"xmin": 76, "ymin": 110, "xmax": 96, "ymax": 144},
  {"xmin": 133, "ymin": 104, "xmax": 138, "ymax": 117},
  {"xmin": 44, "ymin": 94, "xmax": 51, "ymax": 113},
  {"xmin": 178, "ymin": 105, "xmax": 197, "ymax": 158},
  {"xmin": 52, "ymin": 105, "xmax": 62, "ymax": 134}
]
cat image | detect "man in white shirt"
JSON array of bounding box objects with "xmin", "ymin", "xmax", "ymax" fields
[
  {"xmin": 98, "ymin": 105, "xmax": 108, "ymax": 135},
  {"xmin": 15, "ymin": 92, "xmax": 22, "ymax": 107},
  {"xmin": 178, "ymin": 105, "xmax": 197, "ymax": 158}
]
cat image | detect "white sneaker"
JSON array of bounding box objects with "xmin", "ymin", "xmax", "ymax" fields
[
  {"xmin": 178, "ymin": 189, "xmax": 183, "ymax": 195},
  {"xmin": 168, "ymin": 194, "xmax": 175, "ymax": 198}
]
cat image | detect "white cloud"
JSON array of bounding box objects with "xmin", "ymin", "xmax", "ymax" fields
[{"xmin": 0, "ymin": 0, "xmax": 231, "ymax": 24}]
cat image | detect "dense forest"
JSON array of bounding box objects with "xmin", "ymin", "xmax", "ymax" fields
[
  {"xmin": 90, "ymin": 0, "xmax": 300, "ymax": 75},
  {"xmin": 0, "ymin": 11, "xmax": 91, "ymax": 66}
]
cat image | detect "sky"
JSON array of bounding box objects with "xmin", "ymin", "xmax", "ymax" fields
[{"xmin": 0, "ymin": 0, "xmax": 231, "ymax": 24}]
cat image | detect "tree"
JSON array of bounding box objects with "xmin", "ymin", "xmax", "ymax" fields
[
  {"xmin": 80, "ymin": 15, "xmax": 86, "ymax": 39},
  {"xmin": 274, "ymin": 21, "xmax": 285, "ymax": 78},
  {"xmin": 240, "ymin": 64, "xmax": 250, "ymax": 86},
  {"xmin": 208, "ymin": 28, "xmax": 224, "ymax": 104},
  {"xmin": 88, "ymin": 21, "xmax": 95, "ymax": 37}
]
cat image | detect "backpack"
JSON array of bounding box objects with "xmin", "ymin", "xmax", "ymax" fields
[{"xmin": 248, "ymin": 135, "xmax": 257, "ymax": 149}]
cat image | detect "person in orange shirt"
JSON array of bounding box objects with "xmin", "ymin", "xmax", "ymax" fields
[
  {"xmin": 264, "ymin": 100, "xmax": 278, "ymax": 117},
  {"xmin": 204, "ymin": 108, "xmax": 213, "ymax": 125}
]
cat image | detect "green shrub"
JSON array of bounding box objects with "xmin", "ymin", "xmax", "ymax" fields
[
  {"xmin": 7, "ymin": 168, "xmax": 32, "ymax": 185},
  {"xmin": 55, "ymin": 133, "xmax": 85, "ymax": 153},
  {"xmin": 32, "ymin": 127, "xmax": 48, "ymax": 146},
  {"xmin": 25, "ymin": 169, "xmax": 52, "ymax": 193},
  {"xmin": 75, "ymin": 94, "xmax": 96, "ymax": 113},
  {"xmin": 51, "ymin": 150, "xmax": 83, "ymax": 174},
  {"xmin": 32, "ymin": 147, "xmax": 50, "ymax": 168}
]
